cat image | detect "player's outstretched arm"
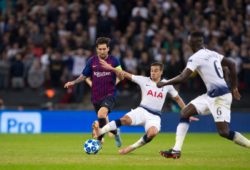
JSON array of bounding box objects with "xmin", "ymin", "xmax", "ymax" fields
[
  {"xmin": 221, "ymin": 58, "xmax": 241, "ymax": 100},
  {"xmin": 100, "ymin": 59, "xmax": 133, "ymax": 80},
  {"xmin": 64, "ymin": 74, "xmax": 87, "ymax": 88},
  {"xmin": 157, "ymin": 68, "xmax": 193, "ymax": 88}
]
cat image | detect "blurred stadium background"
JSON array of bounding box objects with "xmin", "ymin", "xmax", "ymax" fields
[{"xmin": 0, "ymin": 0, "xmax": 250, "ymax": 111}]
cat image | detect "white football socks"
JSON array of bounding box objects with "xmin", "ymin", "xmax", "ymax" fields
[
  {"xmin": 173, "ymin": 122, "xmax": 190, "ymax": 151},
  {"xmin": 233, "ymin": 132, "xmax": 250, "ymax": 148},
  {"xmin": 131, "ymin": 137, "xmax": 146, "ymax": 149},
  {"xmin": 99, "ymin": 121, "xmax": 117, "ymax": 135}
]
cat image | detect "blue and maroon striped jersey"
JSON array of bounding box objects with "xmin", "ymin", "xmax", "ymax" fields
[{"xmin": 82, "ymin": 55, "xmax": 121, "ymax": 104}]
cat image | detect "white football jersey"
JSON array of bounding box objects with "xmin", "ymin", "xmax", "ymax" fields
[
  {"xmin": 131, "ymin": 75, "xmax": 178, "ymax": 114},
  {"xmin": 186, "ymin": 48, "xmax": 229, "ymax": 97}
]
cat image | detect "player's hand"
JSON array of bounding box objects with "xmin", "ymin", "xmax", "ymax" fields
[
  {"xmin": 100, "ymin": 59, "xmax": 113, "ymax": 70},
  {"xmin": 64, "ymin": 81, "xmax": 75, "ymax": 88},
  {"xmin": 117, "ymin": 72, "xmax": 125, "ymax": 80},
  {"xmin": 232, "ymin": 88, "xmax": 241, "ymax": 100},
  {"xmin": 189, "ymin": 116, "xmax": 199, "ymax": 122},
  {"xmin": 157, "ymin": 81, "xmax": 166, "ymax": 88}
]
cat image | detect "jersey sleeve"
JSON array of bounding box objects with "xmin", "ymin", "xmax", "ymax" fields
[
  {"xmin": 113, "ymin": 57, "xmax": 122, "ymax": 70},
  {"xmin": 82, "ymin": 57, "xmax": 93, "ymax": 77},
  {"xmin": 186, "ymin": 55, "xmax": 198, "ymax": 72},
  {"xmin": 168, "ymin": 85, "xmax": 178, "ymax": 97},
  {"xmin": 131, "ymin": 75, "xmax": 145, "ymax": 86}
]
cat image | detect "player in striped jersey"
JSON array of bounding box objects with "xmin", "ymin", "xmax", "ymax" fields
[{"xmin": 64, "ymin": 37, "xmax": 122, "ymax": 147}]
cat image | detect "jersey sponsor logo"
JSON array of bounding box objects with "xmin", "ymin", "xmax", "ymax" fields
[
  {"xmin": 93, "ymin": 71, "xmax": 111, "ymax": 78},
  {"xmin": 147, "ymin": 90, "xmax": 163, "ymax": 98},
  {"xmin": 188, "ymin": 59, "xmax": 192, "ymax": 62}
]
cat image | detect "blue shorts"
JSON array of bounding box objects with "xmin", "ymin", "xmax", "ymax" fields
[{"xmin": 93, "ymin": 96, "xmax": 116, "ymax": 114}]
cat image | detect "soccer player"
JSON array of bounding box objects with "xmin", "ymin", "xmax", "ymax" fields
[
  {"xmin": 157, "ymin": 32, "xmax": 250, "ymax": 159},
  {"xmin": 64, "ymin": 37, "xmax": 122, "ymax": 147},
  {"xmin": 93, "ymin": 60, "xmax": 189, "ymax": 155}
]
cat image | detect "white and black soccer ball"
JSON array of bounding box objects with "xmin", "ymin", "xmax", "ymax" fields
[{"xmin": 83, "ymin": 139, "xmax": 102, "ymax": 154}]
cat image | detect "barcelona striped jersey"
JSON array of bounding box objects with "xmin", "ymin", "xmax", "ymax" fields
[{"xmin": 82, "ymin": 55, "xmax": 121, "ymax": 104}]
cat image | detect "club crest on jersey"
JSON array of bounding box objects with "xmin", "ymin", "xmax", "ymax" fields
[{"xmin": 147, "ymin": 90, "xmax": 163, "ymax": 98}]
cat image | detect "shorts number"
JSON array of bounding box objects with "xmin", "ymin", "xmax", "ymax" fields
[
  {"xmin": 213, "ymin": 60, "xmax": 223, "ymax": 79},
  {"xmin": 217, "ymin": 107, "xmax": 222, "ymax": 115}
]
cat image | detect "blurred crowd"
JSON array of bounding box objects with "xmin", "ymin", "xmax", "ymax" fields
[{"xmin": 0, "ymin": 0, "xmax": 250, "ymax": 104}]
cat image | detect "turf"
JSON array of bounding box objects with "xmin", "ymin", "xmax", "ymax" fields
[{"xmin": 0, "ymin": 133, "xmax": 249, "ymax": 170}]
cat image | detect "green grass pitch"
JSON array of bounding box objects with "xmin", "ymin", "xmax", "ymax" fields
[{"xmin": 0, "ymin": 133, "xmax": 249, "ymax": 170}]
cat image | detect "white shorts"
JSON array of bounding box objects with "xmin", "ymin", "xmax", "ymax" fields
[
  {"xmin": 126, "ymin": 107, "xmax": 161, "ymax": 132},
  {"xmin": 190, "ymin": 93, "xmax": 232, "ymax": 122}
]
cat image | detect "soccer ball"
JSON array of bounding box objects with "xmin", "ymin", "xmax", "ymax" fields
[{"xmin": 83, "ymin": 139, "xmax": 102, "ymax": 154}]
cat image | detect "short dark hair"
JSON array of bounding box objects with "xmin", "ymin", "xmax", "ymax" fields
[
  {"xmin": 190, "ymin": 31, "xmax": 204, "ymax": 38},
  {"xmin": 96, "ymin": 37, "xmax": 111, "ymax": 47},
  {"xmin": 190, "ymin": 31, "xmax": 204, "ymax": 45},
  {"xmin": 151, "ymin": 62, "xmax": 164, "ymax": 71}
]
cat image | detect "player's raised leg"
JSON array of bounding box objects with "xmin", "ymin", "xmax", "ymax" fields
[
  {"xmin": 92, "ymin": 118, "xmax": 121, "ymax": 146},
  {"xmin": 93, "ymin": 115, "xmax": 131, "ymax": 137},
  {"xmin": 210, "ymin": 94, "xmax": 250, "ymax": 148},
  {"xmin": 93, "ymin": 115, "xmax": 133, "ymax": 148},
  {"xmin": 105, "ymin": 116, "xmax": 116, "ymax": 138},
  {"xmin": 119, "ymin": 126, "xmax": 158, "ymax": 155},
  {"xmin": 216, "ymin": 122, "xmax": 250, "ymax": 148}
]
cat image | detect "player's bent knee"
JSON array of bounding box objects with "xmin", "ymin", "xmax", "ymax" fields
[
  {"xmin": 97, "ymin": 113, "xmax": 106, "ymax": 118},
  {"xmin": 180, "ymin": 110, "xmax": 189, "ymax": 119},
  {"xmin": 97, "ymin": 107, "xmax": 109, "ymax": 117},
  {"xmin": 180, "ymin": 104, "xmax": 198, "ymax": 118},
  {"xmin": 97, "ymin": 111, "xmax": 107, "ymax": 118},
  {"xmin": 147, "ymin": 132, "xmax": 157, "ymax": 139},
  {"xmin": 120, "ymin": 116, "xmax": 132, "ymax": 125},
  {"xmin": 147, "ymin": 127, "xmax": 158, "ymax": 139}
]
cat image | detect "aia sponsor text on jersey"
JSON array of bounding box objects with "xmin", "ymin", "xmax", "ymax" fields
[{"xmin": 147, "ymin": 90, "xmax": 163, "ymax": 98}]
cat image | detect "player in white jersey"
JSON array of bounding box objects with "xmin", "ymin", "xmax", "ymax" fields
[
  {"xmin": 92, "ymin": 61, "xmax": 189, "ymax": 154},
  {"xmin": 157, "ymin": 32, "xmax": 250, "ymax": 159}
]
